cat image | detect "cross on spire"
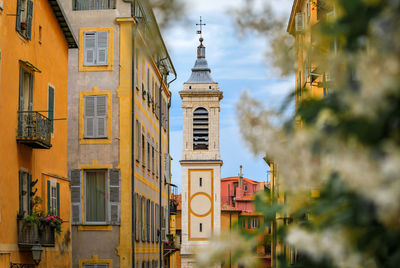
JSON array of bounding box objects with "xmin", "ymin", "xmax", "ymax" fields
[{"xmin": 196, "ymin": 16, "xmax": 206, "ymax": 38}]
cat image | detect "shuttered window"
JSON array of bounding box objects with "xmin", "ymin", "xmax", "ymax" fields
[
  {"xmin": 71, "ymin": 170, "xmax": 82, "ymax": 224},
  {"xmin": 193, "ymin": 107, "xmax": 209, "ymax": 150},
  {"xmin": 16, "ymin": 0, "xmax": 33, "ymax": 40},
  {"xmin": 85, "ymin": 170, "xmax": 107, "ymax": 224},
  {"xmin": 47, "ymin": 180, "xmax": 60, "ymax": 216},
  {"xmin": 108, "ymin": 169, "xmax": 120, "ymax": 225},
  {"xmin": 19, "ymin": 170, "xmax": 32, "ymax": 216},
  {"xmin": 84, "ymin": 31, "xmax": 109, "ymax": 66},
  {"xmin": 136, "ymin": 120, "xmax": 141, "ymax": 162},
  {"xmin": 48, "ymin": 86, "xmax": 54, "ymax": 133},
  {"xmin": 84, "ymin": 95, "xmax": 107, "ymax": 138}
]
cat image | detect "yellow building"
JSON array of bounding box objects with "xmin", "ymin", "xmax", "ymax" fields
[
  {"xmin": 287, "ymin": 0, "xmax": 335, "ymax": 110},
  {"xmin": 0, "ymin": 0, "xmax": 77, "ymax": 266},
  {"xmin": 58, "ymin": 0, "xmax": 176, "ymax": 267}
]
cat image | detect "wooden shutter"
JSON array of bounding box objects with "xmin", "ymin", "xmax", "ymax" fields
[
  {"xmin": 96, "ymin": 32, "xmax": 108, "ymax": 65},
  {"xmin": 84, "ymin": 96, "xmax": 95, "ymax": 137},
  {"xmin": 26, "ymin": 0, "xmax": 33, "ymax": 40},
  {"xmin": 47, "ymin": 180, "xmax": 51, "ymax": 214},
  {"xmin": 16, "ymin": 0, "xmax": 22, "ymax": 32},
  {"xmin": 27, "ymin": 173, "xmax": 32, "ymax": 215},
  {"xmin": 19, "ymin": 170, "xmax": 24, "ymax": 214},
  {"xmin": 70, "ymin": 169, "xmax": 82, "ymax": 224},
  {"xmin": 48, "ymin": 86, "xmax": 54, "ymax": 133},
  {"xmin": 96, "ymin": 95, "xmax": 107, "ymax": 137},
  {"xmin": 108, "ymin": 169, "xmax": 120, "ymax": 225},
  {"xmin": 56, "ymin": 182, "xmax": 60, "ymax": 216},
  {"xmin": 135, "ymin": 193, "xmax": 139, "ymax": 241},
  {"xmin": 84, "ymin": 32, "xmax": 96, "ymax": 65},
  {"xmin": 141, "ymin": 197, "xmax": 145, "ymax": 241},
  {"xmin": 151, "ymin": 201, "xmax": 154, "ymax": 242},
  {"xmin": 155, "ymin": 203, "xmax": 159, "ymax": 242}
]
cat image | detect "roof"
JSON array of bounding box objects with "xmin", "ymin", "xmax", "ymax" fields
[
  {"xmin": 185, "ymin": 40, "xmax": 216, "ymax": 84},
  {"xmin": 235, "ymin": 193, "xmax": 257, "ymax": 201},
  {"xmin": 221, "ymin": 176, "xmax": 260, "ymax": 185},
  {"xmin": 48, "ymin": 0, "xmax": 78, "ymax": 48},
  {"xmin": 221, "ymin": 203, "xmax": 242, "ymax": 212}
]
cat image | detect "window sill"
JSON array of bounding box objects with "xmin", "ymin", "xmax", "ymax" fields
[
  {"xmin": 79, "ymin": 64, "xmax": 113, "ymax": 72},
  {"xmin": 78, "ymin": 225, "xmax": 113, "ymax": 231},
  {"xmin": 80, "ymin": 137, "xmax": 112, "ymax": 144}
]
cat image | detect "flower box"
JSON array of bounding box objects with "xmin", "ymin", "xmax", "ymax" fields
[{"xmin": 17, "ymin": 219, "xmax": 39, "ymax": 250}]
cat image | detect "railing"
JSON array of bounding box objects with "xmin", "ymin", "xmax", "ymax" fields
[
  {"xmin": 73, "ymin": 0, "xmax": 116, "ymax": 10},
  {"xmin": 169, "ymin": 200, "xmax": 178, "ymax": 215},
  {"xmin": 17, "ymin": 219, "xmax": 55, "ymax": 249},
  {"xmin": 17, "ymin": 111, "xmax": 51, "ymax": 149}
]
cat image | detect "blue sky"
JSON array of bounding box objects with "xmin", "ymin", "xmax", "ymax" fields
[{"xmin": 161, "ymin": 0, "xmax": 294, "ymax": 191}]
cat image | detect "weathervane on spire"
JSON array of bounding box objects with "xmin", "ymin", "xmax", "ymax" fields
[{"xmin": 196, "ymin": 16, "xmax": 206, "ymax": 42}]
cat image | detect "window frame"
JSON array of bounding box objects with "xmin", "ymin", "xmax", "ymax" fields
[{"xmin": 84, "ymin": 170, "xmax": 108, "ymax": 225}]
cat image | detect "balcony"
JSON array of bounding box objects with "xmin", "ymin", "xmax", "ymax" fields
[
  {"xmin": 17, "ymin": 219, "xmax": 55, "ymax": 249},
  {"xmin": 16, "ymin": 111, "xmax": 52, "ymax": 149},
  {"xmin": 169, "ymin": 199, "xmax": 178, "ymax": 215},
  {"xmin": 163, "ymin": 234, "xmax": 180, "ymax": 257}
]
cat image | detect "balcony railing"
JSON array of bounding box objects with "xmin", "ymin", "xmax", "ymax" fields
[
  {"xmin": 17, "ymin": 219, "xmax": 55, "ymax": 249},
  {"xmin": 73, "ymin": 0, "xmax": 116, "ymax": 11},
  {"xmin": 17, "ymin": 111, "xmax": 52, "ymax": 149}
]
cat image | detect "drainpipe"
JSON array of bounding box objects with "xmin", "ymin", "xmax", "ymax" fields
[{"xmin": 158, "ymin": 72, "xmax": 165, "ymax": 268}]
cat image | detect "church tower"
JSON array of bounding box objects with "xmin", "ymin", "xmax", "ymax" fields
[{"xmin": 179, "ymin": 23, "xmax": 223, "ymax": 267}]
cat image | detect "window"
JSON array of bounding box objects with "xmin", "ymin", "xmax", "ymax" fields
[
  {"xmin": 135, "ymin": 49, "xmax": 139, "ymax": 89},
  {"xmin": 199, "ymin": 177, "xmax": 202, "ymax": 187},
  {"xmin": 136, "ymin": 120, "xmax": 141, "ymax": 162},
  {"xmin": 83, "ymin": 264, "xmax": 109, "ymax": 268},
  {"xmin": 47, "ymin": 180, "xmax": 60, "ymax": 216},
  {"xmin": 19, "ymin": 170, "xmax": 32, "ymax": 215},
  {"xmin": 85, "ymin": 170, "xmax": 106, "ymax": 223},
  {"xmin": 18, "ymin": 66, "xmax": 33, "ymax": 112},
  {"xmin": 155, "ymin": 82, "xmax": 159, "ymax": 118},
  {"xmin": 84, "ymin": 32, "xmax": 108, "ymax": 66},
  {"xmin": 151, "ymin": 142, "xmax": 155, "ymax": 175},
  {"xmin": 151, "ymin": 201, "xmax": 154, "ymax": 242},
  {"xmin": 141, "ymin": 196, "xmax": 145, "ymax": 241},
  {"xmin": 48, "ymin": 86, "xmax": 54, "ymax": 133},
  {"xmin": 135, "ymin": 193, "xmax": 139, "ymax": 241},
  {"xmin": 244, "ymin": 184, "xmax": 248, "ymax": 192},
  {"xmin": 139, "ymin": 195, "xmax": 142, "ymax": 241},
  {"xmin": 16, "ymin": 0, "xmax": 33, "ymax": 39},
  {"xmin": 146, "ymin": 199, "xmax": 150, "ymax": 241},
  {"xmin": 199, "ymin": 223, "xmax": 203, "ymax": 232},
  {"xmin": 155, "ymin": 203, "xmax": 159, "ymax": 242},
  {"xmin": 74, "ymin": 0, "xmax": 116, "ymax": 10},
  {"xmin": 147, "ymin": 69, "xmax": 150, "ymax": 106},
  {"xmin": 193, "ymin": 107, "xmax": 208, "ymax": 150},
  {"xmin": 84, "ymin": 95, "xmax": 107, "ymax": 138},
  {"xmin": 147, "ymin": 139, "xmax": 150, "ymax": 172}
]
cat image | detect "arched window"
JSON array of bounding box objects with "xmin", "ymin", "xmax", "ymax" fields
[{"xmin": 193, "ymin": 107, "xmax": 208, "ymax": 150}]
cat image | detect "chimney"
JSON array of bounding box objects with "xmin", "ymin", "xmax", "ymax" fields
[{"xmin": 238, "ymin": 165, "xmax": 243, "ymax": 188}]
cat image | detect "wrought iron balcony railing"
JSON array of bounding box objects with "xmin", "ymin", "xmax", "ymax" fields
[
  {"xmin": 17, "ymin": 219, "xmax": 55, "ymax": 249},
  {"xmin": 17, "ymin": 111, "xmax": 52, "ymax": 149}
]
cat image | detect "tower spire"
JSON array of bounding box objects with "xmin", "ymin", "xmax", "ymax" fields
[{"xmin": 196, "ymin": 16, "xmax": 206, "ymax": 58}]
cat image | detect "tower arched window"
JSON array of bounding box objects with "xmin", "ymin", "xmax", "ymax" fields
[{"xmin": 193, "ymin": 107, "xmax": 208, "ymax": 150}]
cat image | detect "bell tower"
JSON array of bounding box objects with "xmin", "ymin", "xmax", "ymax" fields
[{"xmin": 179, "ymin": 18, "xmax": 223, "ymax": 267}]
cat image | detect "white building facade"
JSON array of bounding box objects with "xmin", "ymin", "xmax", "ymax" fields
[{"xmin": 180, "ymin": 37, "xmax": 223, "ymax": 267}]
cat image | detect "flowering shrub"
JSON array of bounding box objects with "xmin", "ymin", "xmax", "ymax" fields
[{"xmin": 40, "ymin": 214, "xmax": 63, "ymax": 235}]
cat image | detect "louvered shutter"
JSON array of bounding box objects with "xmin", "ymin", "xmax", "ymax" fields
[
  {"xmin": 16, "ymin": 0, "xmax": 22, "ymax": 32},
  {"xmin": 96, "ymin": 32, "xmax": 108, "ymax": 65},
  {"xmin": 151, "ymin": 201, "xmax": 154, "ymax": 242},
  {"xmin": 84, "ymin": 33, "xmax": 96, "ymax": 65},
  {"xmin": 135, "ymin": 193, "xmax": 139, "ymax": 241},
  {"xmin": 138, "ymin": 195, "xmax": 142, "ymax": 241},
  {"xmin": 19, "ymin": 170, "xmax": 24, "ymax": 214},
  {"xmin": 84, "ymin": 96, "xmax": 95, "ymax": 137},
  {"xmin": 96, "ymin": 95, "xmax": 107, "ymax": 137},
  {"xmin": 48, "ymin": 86, "xmax": 54, "ymax": 133},
  {"xmin": 108, "ymin": 169, "xmax": 120, "ymax": 225},
  {"xmin": 155, "ymin": 203, "xmax": 159, "ymax": 242},
  {"xmin": 26, "ymin": 0, "xmax": 33, "ymax": 40},
  {"xmin": 138, "ymin": 122, "xmax": 142, "ymax": 162},
  {"xmin": 56, "ymin": 182, "xmax": 60, "ymax": 216},
  {"xmin": 70, "ymin": 169, "xmax": 82, "ymax": 224},
  {"xmin": 47, "ymin": 180, "xmax": 51, "ymax": 214},
  {"xmin": 27, "ymin": 173, "xmax": 32, "ymax": 215}
]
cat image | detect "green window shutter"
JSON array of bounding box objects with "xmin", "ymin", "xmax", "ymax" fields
[
  {"xmin": 56, "ymin": 182, "xmax": 60, "ymax": 216},
  {"xmin": 84, "ymin": 32, "xmax": 96, "ymax": 65},
  {"xmin": 26, "ymin": 0, "xmax": 33, "ymax": 40},
  {"xmin": 16, "ymin": 0, "xmax": 22, "ymax": 32},
  {"xmin": 84, "ymin": 96, "xmax": 95, "ymax": 138},
  {"xmin": 47, "ymin": 180, "xmax": 51, "ymax": 214},
  {"xmin": 28, "ymin": 173, "xmax": 32, "ymax": 215},
  {"xmin": 48, "ymin": 86, "xmax": 54, "ymax": 133},
  {"xmin": 96, "ymin": 32, "xmax": 108, "ymax": 65},
  {"xmin": 19, "ymin": 170, "xmax": 24, "ymax": 215}
]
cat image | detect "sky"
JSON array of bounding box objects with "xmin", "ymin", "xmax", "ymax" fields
[{"xmin": 160, "ymin": 0, "xmax": 294, "ymax": 192}]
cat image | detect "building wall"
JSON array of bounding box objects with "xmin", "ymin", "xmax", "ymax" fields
[
  {"xmin": 59, "ymin": 0, "xmax": 172, "ymax": 266},
  {"xmin": 0, "ymin": 0, "xmax": 71, "ymax": 266}
]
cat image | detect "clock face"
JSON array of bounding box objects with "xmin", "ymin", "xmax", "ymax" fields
[{"xmin": 190, "ymin": 193, "xmax": 212, "ymax": 217}]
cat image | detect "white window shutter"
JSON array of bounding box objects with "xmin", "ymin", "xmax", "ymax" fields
[
  {"xmin": 96, "ymin": 95, "xmax": 107, "ymax": 137},
  {"xmin": 84, "ymin": 96, "xmax": 95, "ymax": 137},
  {"xmin": 84, "ymin": 32, "xmax": 96, "ymax": 65},
  {"xmin": 96, "ymin": 32, "xmax": 108, "ymax": 65}
]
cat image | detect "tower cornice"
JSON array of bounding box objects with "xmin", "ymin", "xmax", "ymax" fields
[{"xmin": 179, "ymin": 90, "xmax": 223, "ymax": 100}]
